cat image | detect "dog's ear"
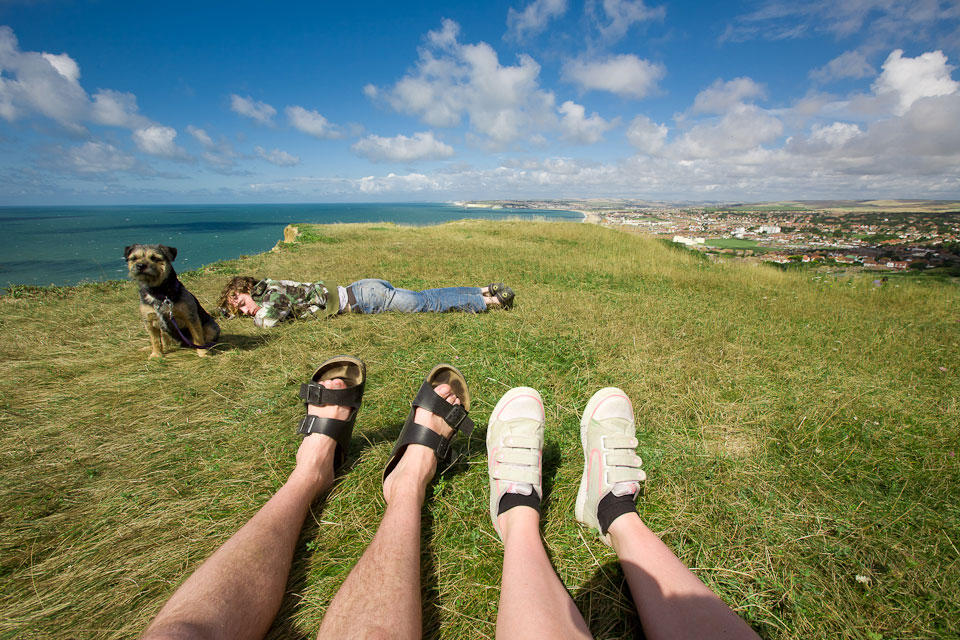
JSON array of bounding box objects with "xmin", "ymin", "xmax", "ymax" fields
[
  {"xmin": 124, "ymin": 245, "xmax": 137, "ymax": 260},
  {"xmin": 159, "ymin": 245, "xmax": 178, "ymax": 262}
]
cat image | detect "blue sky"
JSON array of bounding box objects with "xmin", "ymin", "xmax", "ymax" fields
[{"xmin": 1, "ymin": 0, "xmax": 959, "ymax": 204}]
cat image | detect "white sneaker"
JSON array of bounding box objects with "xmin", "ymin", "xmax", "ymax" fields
[
  {"xmin": 487, "ymin": 387, "xmax": 544, "ymax": 541},
  {"xmin": 575, "ymin": 387, "xmax": 646, "ymax": 546}
]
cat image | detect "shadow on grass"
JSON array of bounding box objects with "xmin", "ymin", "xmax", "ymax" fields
[
  {"xmin": 210, "ymin": 332, "xmax": 278, "ymax": 353},
  {"xmin": 573, "ymin": 561, "xmax": 644, "ymax": 640}
]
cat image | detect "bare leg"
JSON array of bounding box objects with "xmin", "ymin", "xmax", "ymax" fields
[
  {"xmin": 316, "ymin": 385, "xmax": 459, "ymax": 640},
  {"xmin": 142, "ymin": 380, "xmax": 350, "ymax": 640},
  {"xmin": 608, "ymin": 514, "xmax": 760, "ymax": 640},
  {"xmin": 495, "ymin": 507, "xmax": 593, "ymax": 640}
]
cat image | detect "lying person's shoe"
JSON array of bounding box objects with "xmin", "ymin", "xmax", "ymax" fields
[
  {"xmin": 488, "ymin": 282, "xmax": 515, "ymax": 309},
  {"xmin": 575, "ymin": 387, "xmax": 646, "ymax": 546},
  {"xmin": 383, "ymin": 363, "xmax": 474, "ymax": 483},
  {"xmin": 487, "ymin": 387, "xmax": 544, "ymax": 540},
  {"xmin": 297, "ymin": 355, "xmax": 366, "ymax": 471}
]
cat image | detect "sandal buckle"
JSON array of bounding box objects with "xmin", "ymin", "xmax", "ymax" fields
[{"xmin": 445, "ymin": 404, "xmax": 473, "ymax": 435}]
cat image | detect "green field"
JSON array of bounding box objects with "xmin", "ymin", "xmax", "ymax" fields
[
  {"xmin": 2, "ymin": 220, "xmax": 958, "ymax": 639},
  {"xmin": 704, "ymin": 238, "xmax": 778, "ymax": 253}
]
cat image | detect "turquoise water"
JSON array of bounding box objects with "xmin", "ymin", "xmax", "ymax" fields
[{"xmin": 0, "ymin": 203, "xmax": 580, "ymax": 288}]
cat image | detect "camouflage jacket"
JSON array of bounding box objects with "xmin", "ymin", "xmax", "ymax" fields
[{"xmin": 251, "ymin": 279, "xmax": 341, "ymax": 328}]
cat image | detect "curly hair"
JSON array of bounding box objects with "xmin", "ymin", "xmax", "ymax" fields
[{"xmin": 217, "ymin": 276, "xmax": 259, "ymax": 317}]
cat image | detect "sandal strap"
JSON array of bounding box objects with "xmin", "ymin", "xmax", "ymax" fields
[
  {"xmin": 412, "ymin": 380, "xmax": 474, "ymax": 435},
  {"xmin": 297, "ymin": 415, "xmax": 353, "ymax": 439},
  {"xmin": 299, "ymin": 381, "xmax": 364, "ymax": 408}
]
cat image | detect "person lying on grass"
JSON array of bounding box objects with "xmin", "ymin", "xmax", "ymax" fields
[
  {"xmin": 143, "ymin": 356, "xmax": 762, "ymax": 640},
  {"xmin": 217, "ymin": 276, "xmax": 515, "ymax": 327}
]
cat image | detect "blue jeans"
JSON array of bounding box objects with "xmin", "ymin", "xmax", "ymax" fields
[{"xmin": 349, "ymin": 279, "xmax": 486, "ymax": 314}]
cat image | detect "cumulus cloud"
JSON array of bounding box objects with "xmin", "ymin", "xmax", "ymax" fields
[
  {"xmin": 564, "ymin": 54, "xmax": 665, "ymax": 98},
  {"xmin": 871, "ymin": 49, "xmax": 958, "ymax": 115},
  {"xmin": 626, "ymin": 115, "xmax": 667, "ymax": 154},
  {"xmin": 255, "ymin": 145, "xmax": 300, "ymax": 166},
  {"xmin": 132, "ymin": 125, "xmax": 189, "ymax": 159},
  {"xmin": 691, "ymin": 77, "xmax": 766, "ymax": 114},
  {"xmin": 671, "ymin": 104, "xmax": 784, "ymax": 158},
  {"xmin": 286, "ymin": 105, "xmax": 343, "ymax": 139},
  {"xmin": 0, "ymin": 26, "xmax": 90, "ymax": 131},
  {"xmin": 63, "ymin": 140, "xmax": 136, "ymax": 174},
  {"xmin": 558, "ymin": 101, "xmax": 615, "ymax": 144},
  {"xmin": 809, "ymin": 50, "xmax": 876, "ymax": 83},
  {"xmin": 230, "ymin": 94, "xmax": 277, "ymax": 125},
  {"xmin": 595, "ymin": 0, "xmax": 666, "ymax": 41},
  {"xmin": 91, "ymin": 90, "xmax": 148, "ymax": 128},
  {"xmin": 351, "ymin": 131, "xmax": 454, "ymax": 162},
  {"xmin": 367, "ymin": 19, "xmax": 557, "ymax": 148},
  {"xmin": 506, "ymin": 0, "xmax": 567, "ymax": 40}
]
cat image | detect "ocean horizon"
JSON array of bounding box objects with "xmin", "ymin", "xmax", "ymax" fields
[{"xmin": 1, "ymin": 203, "xmax": 581, "ymax": 289}]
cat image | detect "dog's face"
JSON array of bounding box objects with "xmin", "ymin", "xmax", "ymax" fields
[{"xmin": 124, "ymin": 244, "xmax": 177, "ymax": 287}]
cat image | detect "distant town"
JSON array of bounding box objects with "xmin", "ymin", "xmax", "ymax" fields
[{"xmin": 456, "ymin": 199, "xmax": 960, "ymax": 276}]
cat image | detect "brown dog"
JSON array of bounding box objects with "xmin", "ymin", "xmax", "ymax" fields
[{"xmin": 124, "ymin": 244, "xmax": 221, "ymax": 358}]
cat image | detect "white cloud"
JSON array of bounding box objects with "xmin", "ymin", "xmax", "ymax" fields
[
  {"xmin": 351, "ymin": 131, "xmax": 454, "ymax": 162},
  {"xmin": 255, "ymin": 145, "xmax": 300, "ymax": 166},
  {"xmin": 692, "ymin": 77, "xmax": 766, "ymax": 114},
  {"xmin": 0, "ymin": 25, "xmax": 184, "ymax": 166},
  {"xmin": 564, "ymin": 54, "xmax": 665, "ymax": 98},
  {"xmin": 186, "ymin": 125, "xmax": 214, "ymax": 147},
  {"xmin": 64, "ymin": 141, "xmax": 136, "ymax": 174},
  {"xmin": 91, "ymin": 90, "xmax": 148, "ymax": 128},
  {"xmin": 626, "ymin": 115, "xmax": 667, "ymax": 154},
  {"xmin": 286, "ymin": 105, "xmax": 343, "ymax": 139},
  {"xmin": 810, "ymin": 50, "xmax": 876, "ymax": 83},
  {"xmin": 369, "ymin": 19, "xmax": 557, "ymax": 148},
  {"xmin": 187, "ymin": 125, "xmax": 241, "ymax": 168},
  {"xmin": 671, "ymin": 104, "xmax": 784, "ymax": 159},
  {"xmin": 872, "ymin": 49, "xmax": 958, "ymax": 115},
  {"xmin": 132, "ymin": 125, "xmax": 188, "ymax": 159},
  {"xmin": 40, "ymin": 52, "xmax": 80, "ymax": 84},
  {"xmin": 230, "ymin": 94, "xmax": 277, "ymax": 125},
  {"xmin": 594, "ymin": 0, "xmax": 666, "ymax": 41},
  {"xmin": 506, "ymin": 0, "xmax": 567, "ymax": 40},
  {"xmin": 0, "ymin": 27, "xmax": 90, "ymax": 131},
  {"xmin": 810, "ymin": 121, "xmax": 863, "ymax": 146},
  {"xmin": 558, "ymin": 101, "xmax": 615, "ymax": 144}
]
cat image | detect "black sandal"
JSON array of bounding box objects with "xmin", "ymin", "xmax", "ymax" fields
[
  {"xmin": 488, "ymin": 282, "xmax": 515, "ymax": 309},
  {"xmin": 382, "ymin": 363, "xmax": 474, "ymax": 482},
  {"xmin": 297, "ymin": 355, "xmax": 366, "ymax": 470}
]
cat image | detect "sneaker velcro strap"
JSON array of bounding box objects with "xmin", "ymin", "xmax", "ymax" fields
[
  {"xmin": 496, "ymin": 449, "xmax": 540, "ymax": 466},
  {"xmin": 504, "ymin": 435, "xmax": 539, "ymax": 448},
  {"xmin": 606, "ymin": 467, "xmax": 646, "ymax": 484},
  {"xmin": 299, "ymin": 382, "xmax": 363, "ymax": 408},
  {"xmin": 605, "ymin": 453, "xmax": 642, "ymax": 467},
  {"xmin": 412, "ymin": 381, "xmax": 474, "ymax": 435},
  {"xmin": 601, "ymin": 435, "xmax": 638, "ymax": 449},
  {"xmin": 297, "ymin": 415, "xmax": 351, "ymax": 438},
  {"xmin": 491, "ymin": 466, "xmax": 540, "ymax": 485}
]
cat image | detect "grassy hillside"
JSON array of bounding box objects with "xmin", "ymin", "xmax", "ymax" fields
[{"xmin": 1, "ymin": 220, "xmax": 958, "ymax": 639}]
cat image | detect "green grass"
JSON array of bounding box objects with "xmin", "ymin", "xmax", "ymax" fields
[{"xmin": 1, "ymin": 220, "xmax": 958, "ymax": 639}]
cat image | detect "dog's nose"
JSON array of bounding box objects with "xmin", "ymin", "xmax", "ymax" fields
[{"xmin": 136, "ymin": 263, "xmax": 147, "ymax": 272}]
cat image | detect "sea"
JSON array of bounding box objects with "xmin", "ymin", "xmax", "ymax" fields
[{"xmin": 0, "ymin": 203, "xmax": 582, "ymax": 288}]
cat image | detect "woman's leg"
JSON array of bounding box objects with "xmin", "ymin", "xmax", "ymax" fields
[
  {"xmin": 495, "ymin": 507, "xmax": 593, "ymax": 640},
  {"xmin": 142, "ymin": 381, "xmax": 349, "ymax": 640},
  {"xmin": 608, "ymin": 514, "xmax": 760, "ymax": 640},
  {"xmin": 350, "ymin": 279, "xmax": 486, "ymax": 314}
]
